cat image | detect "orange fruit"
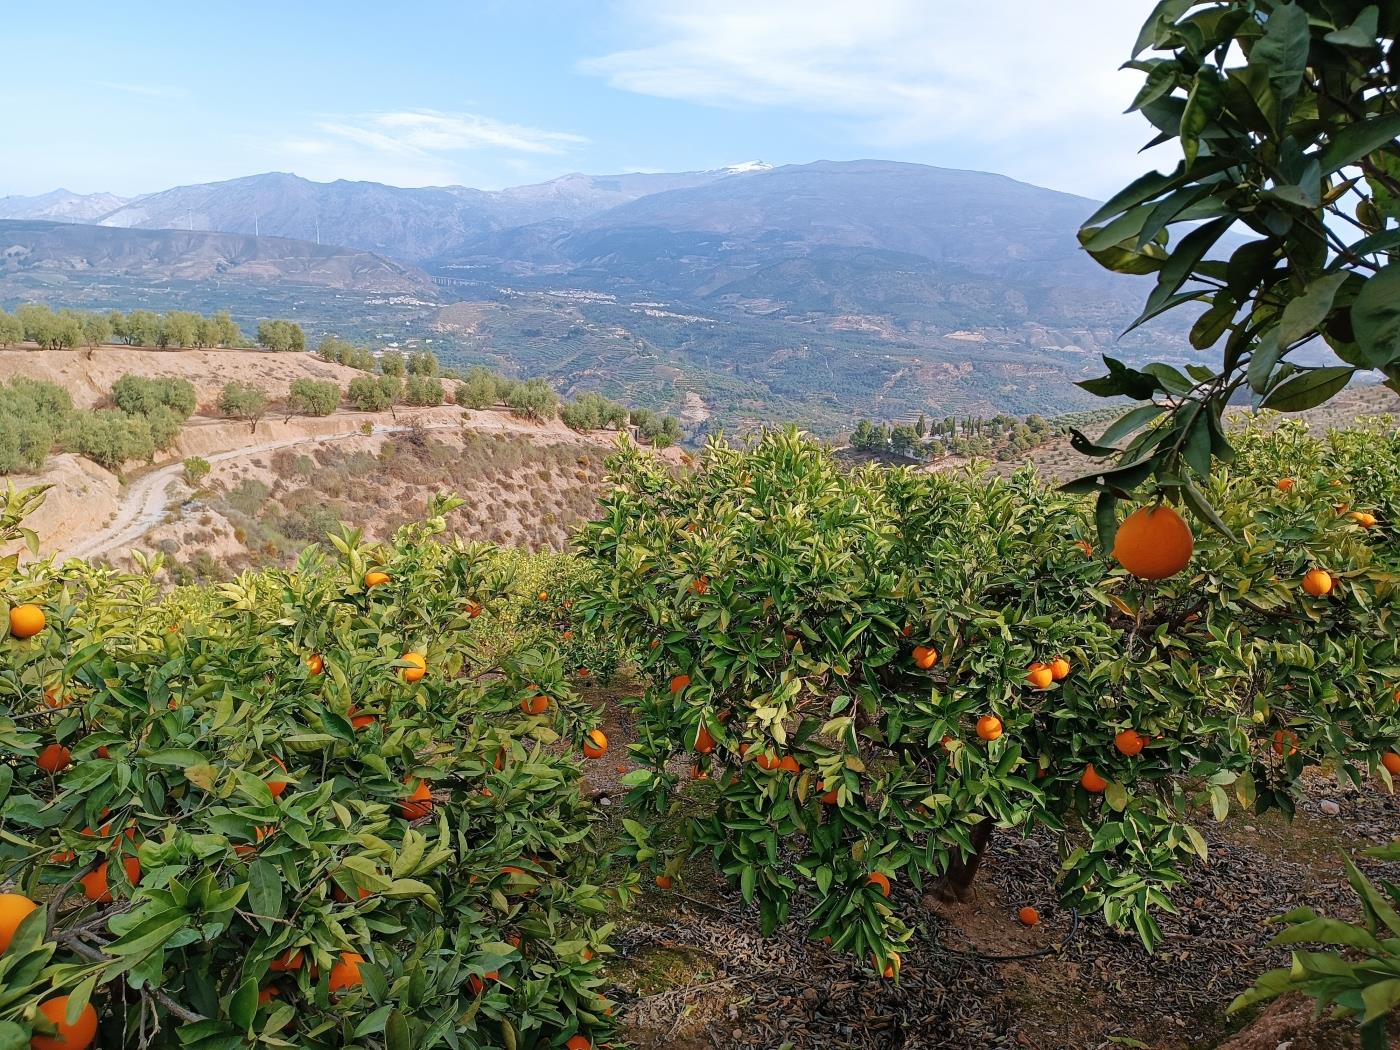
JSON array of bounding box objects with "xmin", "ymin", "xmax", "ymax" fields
[
  {"xmin": 465, "ymin": 599, "xmax": 483, "ymax": 618},
  {"xmin": 0, "ymin": 893, "xmax": 38, "ymax": 955},
  {"xmin": 80, "ymin": 856, "xmax": 141, "ymax": 902},
  {"xmin": 538, "ymin": 590, "xmax": 549, "ymax": 602},
  {"xmin": 655, "ymin": 875, "xmax": 673, "ymax": 889},
  {"xmin": 901, "ymin": 624, "xmax": 913, "ymax": 638},
  {"xmin": 1026, "ymin": 664, "xmax": 1053, "ymax": 689},
  {"xmin": 468, "ymin": 971, "xmax": 499, "ymax": 996},
  {"xmin": 269, "ymin": 948, "xmax": 305, "ymax": 972},
  {"xmin": 690, "ymin": 577, "xmax": 709, "ymax": 595},
  {"xmin": 1018, "ymin": 906, "xmax": 1040, "ymax": 927},
  {"xmin": 778, "ymin": 755, "xmax": 800, "ymax": 774},
  {"xmin": 1114, "ymin": 730, "xmax": 1144, "ymax": 757},
  {"xmin": 694, "ymin": 724, "xmax": 716, "ymax": 753},
  {"xmin": 8, "ymin": 604, "xmax": 45, "ymax": 639},
  {"xmin": 1277, "ymin": 478, "xmax": 1294, "ymax": 492},
  {"xmin": 235, "ymin": 825, "xmax": 274, "ymax": 859},
  {"xmin": 1049, "ymin": 657, "xmax": 1071, "ymax": 682},
  {"xmin": 582, "ymin": 729, "xmax": 608, "ymax": 759},
  {"xmin": 37, "ymin": 743, "xmax": 71, "ymax": 774},
  {"xmin": 1272, "ymin": 730, "xmax": 1299, "ymax": 757},
  {"xmin": 566, "ymin": 1037, "xmax": 592, "ymax": 1050},
  {"xmin": 400, "ymin": 651, "xmax": 426, "ymax": 683},
  {"xmin": 867, "ymin": 872, "xmax": 891, "ymax": 897},
  {"xmin": 689, "ymin": 764, "xmax": 708, "ymax": 780},
  {"xmin": 577, "ymin": 666, "xmax": 589, "ymax": 678},
  {"xmin": 257, "ymin": 985, "xmax": 280, "ymax": 1006},
  {"xmin": 1080, "ymin": 764, "xmax": 1108, "ymax": 794},
  {"xmin": 1075, "ymin": 538, "xmax": 1093, "ymax": 558},
  {"xmin": 1347, "ymin": 510, "xmax": 1377, "ymax": 528},
  {"xmin": 364, "ymin": 571, "xmax": 390, "ymax": 588},
  {"xmin": 30, "ymin": 996, "xmax": 98, "ymax": 1050},
  {"xmin": 1302, "ymin": 569, "xmax": 1333, "ymax": 597},
  {"xmin": 670, "ymin": 674, "xmax": 691, "ymax": 694},
  {"xmin": 347, "ymin": 705, "xmax": 375, "ymax": 730},
  {"xmin": 912, "ymin": 645, "xmax": 938, "ymax": 670},
  {"xmin": 328, "ymin": 951, "xmax": 365, "ymax": 993},
  {"xmin": 521, "ymin": 693, "xmax": 549, "ymax": 716},
  {"xmin": 266, "ymin": 756, "xmax": 290, "ymax": 798},
  {"xmin": 1113, "ymin": 504, "xmax": 1194, "ymax": 580},
  {"xmin": 492, "ymin": 748, "xmax": 506, "ymax": 771},
  {"xmin": 976, "ymin": 715, "xmax": 1003, "ymax": 742},
  {"xmin": 399, "ymin": 778, "xmax": 434, "ymax": 821},
  {"xmin": 872, "ymin": 951, "xmax": 900, "ymax": 979},
  {"xmin": 819, "ymin": 781, "xmax": 839, "ymax": 805},
  {"xmin": 1381, "ymin": 752, "xmax": 1400, "ymax": 776},
  {"xmin": 755, "ymin": 752, "xmax": 779, "ymax": 771},
  {"xmin": 305, "ymin": 653, "xmax": 324, "ymax": 675},
  {"xmin": 43, "ymin": 687, "xmax": 67, "ymax": 709}
]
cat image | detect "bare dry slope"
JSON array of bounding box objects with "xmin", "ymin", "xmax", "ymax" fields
[{"xmin": 0, "ymin": 345, "xmax": 368, "ymax": 410}]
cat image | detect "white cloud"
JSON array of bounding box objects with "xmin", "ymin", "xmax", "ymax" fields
[
  {"xmin": 582, "ymin": 0, "xmax": 1169, "ymax": 197},
  {"xmin": 320, "ymin": 110, "xmax": 587, "ymax": 159},
  {"xmin": 259, "ymin": 110, "xmax": 589, "ymax": 188}
]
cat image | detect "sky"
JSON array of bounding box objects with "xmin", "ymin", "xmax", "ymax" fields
[{"xmin": 2, "ymin": 1, "xmax": 1167, "ymax": 202}]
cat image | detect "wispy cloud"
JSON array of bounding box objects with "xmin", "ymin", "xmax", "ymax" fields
[
  {"xmin": 320, "ymin": 110, "xmax": 587, "ymax": 158},
  {"xmin": 91, "ymin": 80, "xmax": 188, "ymax": 99},
  {"xmin": 581, "ymin": 0, "xmax": 1164, "ymax": 196}
]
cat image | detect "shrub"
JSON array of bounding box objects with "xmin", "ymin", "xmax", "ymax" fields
[
  {"xmin": 287, "ymin": 378, "xmax": 341, "ymax": 417},
  {"xmin": 183, "ymin": 456, "xmax": 211, "ymax": 486},
  {"xmin": 219, "ymin": 382, "xmax": 269, "ymax": 428},
  {"xmin": 561, "ymin": 392, "xmax": 629, "ymax": 432},
  {"xmin": 111, "ymin": 375, "xmax": 197, "ymax": 419},
  {"xmin": 62, "ymin": 410, "xmax": 155, "ymax": 470},
  {"xmin": 504, "ymin": 379, "xmax": 557, "ymax": 422},
  {"xmin": 0, "ymin": 492, "xmax": 624, "ymax": 1048},
  {"xmin": 348, "ymin": 376, "xmax": 400, "ymax": 412},
  {"xmin": 256, "ymin": 319, "xmax": 306, "ymax": 352},
  {"xmin": 0, "ymin": 310, "xmax": 22, "ymax": 347},
  {"xmin": 0, "ymin": 378, "xmax": 72, "ymax": 474},
  {"xmin": 456, "ymin": 368, "xmax": 507, "ymax": 410},
  {"xmin": 407, "ymin": 350, "xmax": 439, "ymax": 376},
  {"xmin": 403, "ymin": 375, "xmax": 444, "ymax": 407},
  {"xmin": 379, "ymin": 350, "xmax": 406, "ymax": 377}
]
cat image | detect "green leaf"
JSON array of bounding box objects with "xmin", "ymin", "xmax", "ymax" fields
[
  {"xmin": 229, "ymin": 977, "xmax": 258, "ymax": 1031},
  {"xmin": 1324, "ymin": 5, "xmax": 1379, "ymax": 48},
  {"xmin": 1105, "ymin": 783, "xmax": 1128, "ymax": 812},
  {"xmin": 1134, "ymin": 216, "xmax": 1234, "ymax": 329},
  {"xmin": 1260, "ymin": 366, "xmax": 1355, "ymax": 412},
  {"xmin": 1351, "ymin": 265, "xmax": 1400, "ymax": 368},
  {"xmin": 1361, "ymin": 979, "xmax": 1400, "ymax": 1024},
  {"xmin": 1278, "ymin": 272, "xmax": 1349, "ymax": 346},
  {"xmin": 1252, "ymin": 2, "xmax": 1309, "ymax": 102},
  {"xmin": 1099, "ymin": 404, "xmax": 1168, "ymax": 448},
  {"xmin": 1247, "ymin": 329, "xmax": 1285, "ymax": 394},
  {"xmin": 1319, "ymin": 114, "xmax": 1400, "ymax": 176},
  {"xmin": 1190, "ymin": 297, "xmax": 1236, "ymax": 349},
  {"xmin": 247, "ymin": 860, "xmax": 283, "ymax": 932}
]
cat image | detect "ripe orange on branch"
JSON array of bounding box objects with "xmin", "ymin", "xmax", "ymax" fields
[
  {"xmin": 0, "ymin": 892, "xmax": 38, "ymax": 954},
  {"xmin": 582, "ymin": 729, "xmax": 608, "ymax": 759},
  {"xmin": 1114, "ymin": 730, "xmax": 1144, "ymax": 757},
  {"xmin": 399, "ymin": 778, "xmax": 434, "ymax": 821},
  {"xmin": 867, "ymin": 872, "xmax": 892, "ymax": 897},
  {"xmin": 400, "ymin": 651, "xmax": 426, "ymax": 682},
  {"xmin": 1026, "ymin": 664, "xmax": 1053, "ymax": 689},
  {"xmin": 8, "ymin": 603, "xmax": 46, "ymax": 639},
  {"xmin": 363, "ymin": 571, "xmax": 390, "ymax": 588},
  {"xmin": 1113, "ymin": 504, "xmax": 1194, "ymax": 580},
  {"xmin": 912, "ymin": 645, "xmax": 938, "ymax": 669},
  {"xmin": 1050, "ymin": 657, "xmax": 1071, "ymax": 681},
  {"xmin": 976, "ymin": 715, "xmax": 1003, "ymax": 742},
  {"xmin": 329, "ymin": 951, "xmax": 365, "ymax": 993},
  {"xmin": 30, "ymin": 996, "xmax": 98, "ymax": 1050},
  {"xmin": 36, "ymin": 743, "xmax": 71, "ymax": 774},
  {"xmin": 1080, "ymin": 765, "xmax": 1108, "ymax": 794},
  {"xmin": 1382, "ymin": 752, "xmax": 1400, "ymax": 776},
  {"xmin": 1302, "ymin": 569, "xmax": 1334, "ymax": 597}
]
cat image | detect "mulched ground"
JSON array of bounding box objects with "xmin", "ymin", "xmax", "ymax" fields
[{"xmin": 576, "ymin": 682, "xmax": 1400, "ymax": 1050}]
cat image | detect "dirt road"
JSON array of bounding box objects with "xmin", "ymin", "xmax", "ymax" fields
[{"xmin": 58, "ymin": 422, "xmax": 457, "ymax": 561}]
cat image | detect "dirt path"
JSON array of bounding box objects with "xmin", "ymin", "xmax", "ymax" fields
[{"xmin": 58, "ymin": 422, "xmax": 458, "ymax": 561}]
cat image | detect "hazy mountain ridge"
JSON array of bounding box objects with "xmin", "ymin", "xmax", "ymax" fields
[
  {"xmin": 0, "ymin": 189, "xmax": 132, "ymax": 223},
  {"xmin": 0, "ymin": 220, "xmax": 435, "ymax": 294}
]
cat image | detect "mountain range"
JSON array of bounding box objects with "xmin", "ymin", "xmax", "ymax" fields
[{"xmin": 0, "ymin": 161, "xmax": 1188, "ymax": 432}]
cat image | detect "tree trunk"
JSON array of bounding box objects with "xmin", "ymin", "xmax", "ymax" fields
[{"xmin": 929, "ymin": 818, "xmax": 993, "ymax": 903}]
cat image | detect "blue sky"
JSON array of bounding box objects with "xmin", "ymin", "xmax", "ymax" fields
[{"xmin": 3, "ymin": 1, "xmax": 1163, "ymax": 201}]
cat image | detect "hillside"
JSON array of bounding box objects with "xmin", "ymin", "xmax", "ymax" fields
[
  {"xmin": 7, "ymin": 161, "xmax": 1196, "ymax": 430},
  {"xmin": 90, "ymin": 168, "xmax": 767, "ymax": 258},
  {"xmin": 0, "ymin": 188, "xmax": 130, "ymax": 222},
  {"xmin": 0, "ymin": 219, "xmax": 435, "ymax": 295}
]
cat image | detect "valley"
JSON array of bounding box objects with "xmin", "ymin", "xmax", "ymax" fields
[{"xmin": 1, "ymin": 161, "xmax": 1200, "ymax": 434}]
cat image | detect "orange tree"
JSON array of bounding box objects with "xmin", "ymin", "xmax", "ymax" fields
[
  {"xmin": 1, "ymin": 491, "xmax": 627, "ymax": 1048},
  {"xmin": 1074, "ymin": 1, "xmax": 1400, "ymax": 512},
  {"xmin": 576, "ymin": 425, "xmax": 1400, "ymax": 970}
]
